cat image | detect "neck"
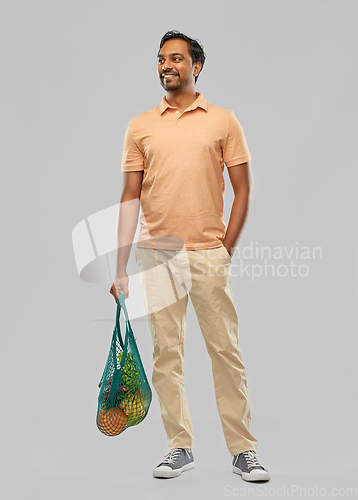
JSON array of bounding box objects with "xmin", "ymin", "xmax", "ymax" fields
[{"xmin": 165, "ymin": 88, "xmax": 198, "ymax": 112}]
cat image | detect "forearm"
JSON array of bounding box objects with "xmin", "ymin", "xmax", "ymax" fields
[
  {"xmin": 115, "ymin": 197, "xmax": 140, "ymax": 277},
  {"xmin": 223, "ymin": 189, "xmax": 253, "ymax": 256}
]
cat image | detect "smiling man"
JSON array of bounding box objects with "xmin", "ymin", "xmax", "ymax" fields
[
  {"xmin": 158, "ymin": 42, "xmax": 201, "ymax": 107},
  {"xmin": 112, "ymin": 30, "xmax": 270, "ymax": 482}
]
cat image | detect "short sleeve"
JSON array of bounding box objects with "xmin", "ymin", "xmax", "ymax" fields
[
  {"xmin": 223, "ymin": 111, "xmax": 252, "ymax": 167},
  {"xmin": 121, "ymin": 123, "xmax": 144, "ymax": 172}
]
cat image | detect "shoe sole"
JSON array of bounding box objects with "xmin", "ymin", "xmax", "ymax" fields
[
  {"xmin": 232, "ymin": 465, "xmax": 270, "ymax": 481},
  {"xmin": 153, "ymin": 461, "xmax": 195, "ymax": 478}
]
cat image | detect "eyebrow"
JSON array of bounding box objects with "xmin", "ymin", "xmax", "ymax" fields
[{"xmin": 157, "ymin": 52, "xmax": 185, "ymax": 59}]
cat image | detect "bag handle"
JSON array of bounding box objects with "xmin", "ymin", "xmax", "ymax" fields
[
  {"xmin": 98, "ymin": 295, "xmax": 131, "ymax": 389},
  {"xmin": 113, "ymin": 294, "xmax": 132, "ymax": 370},
  {"xmin": 114, "ymin": 294, "xmax": 125, "ymax": 350},
  {"xmin": 117, "ymin": 293, "xmax": 129, "ymax": 321}
]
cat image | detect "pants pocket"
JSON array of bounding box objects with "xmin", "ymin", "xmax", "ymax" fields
[{"xmin": 222, "ymin": 245, "xmax": 232, "ymax": 262}]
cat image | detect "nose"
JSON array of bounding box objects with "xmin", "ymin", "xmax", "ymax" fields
[{"xmin": 161, "ymin": 60, "xmax": 173, "ymax": 73}]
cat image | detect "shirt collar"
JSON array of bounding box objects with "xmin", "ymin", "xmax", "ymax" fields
[{"xmin": 159, "ymin": 92, "xmax": 208, "ymax": 114}]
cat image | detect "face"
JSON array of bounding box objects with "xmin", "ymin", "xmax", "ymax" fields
[{"xmin": 157, "ymin": 38, "xmax": 201, "ymax": 92}]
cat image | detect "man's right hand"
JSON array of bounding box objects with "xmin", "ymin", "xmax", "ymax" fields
[
  {"xmin": 110, "ymin": 273, "xmax": 129, "ymax": 302},
  {"xmin": 112, "ymin": 173, "xmax": 143, "ymax": 303}
]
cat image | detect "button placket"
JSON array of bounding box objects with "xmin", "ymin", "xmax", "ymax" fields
[{"xmin": 175, "ymin": 110, "xmax": 182, "ymax": 125}]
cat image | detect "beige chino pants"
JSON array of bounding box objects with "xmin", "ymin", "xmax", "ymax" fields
[{"xmin": 135, "ymin": 245, "xmax": 258, "ymax": 456}]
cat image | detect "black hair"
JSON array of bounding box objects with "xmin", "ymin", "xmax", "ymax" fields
[{"xmin": 158, "ymin": 30, "xmax": 206, "ymax": 83}]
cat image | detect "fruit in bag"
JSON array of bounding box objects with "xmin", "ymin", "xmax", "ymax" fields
[
  {"xmin": 117, "ymin": 352, "xmax": 141, "ymax": 391},
  {"xmin": 97, "ymin": 406, "xmax": 127, "ymax": 436},
  {"xmin": 120, "ymin": 389, "xmax": 146, "ymax": 426}
]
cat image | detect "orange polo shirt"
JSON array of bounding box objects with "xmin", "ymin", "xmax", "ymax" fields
[{"xmin": 121, "ymin": 92, "xmax": 252, "ymax": 250}]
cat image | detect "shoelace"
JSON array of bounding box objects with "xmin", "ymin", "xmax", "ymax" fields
[
  {"xmin": 242, "ymin": 450, "xmax": 262, "ymax": 470},
  {"xmin": 162, "ymin": 448, "xmax": 190, "ymax": 465}
]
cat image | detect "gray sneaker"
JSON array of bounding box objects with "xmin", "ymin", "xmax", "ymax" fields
[
  {"xmin": 232, "ymin": 450, "xmax": 270, "ymax": 481},
  {"xmin": 153, "ymin": 448, "xmax": 195, "ymax": 478}
]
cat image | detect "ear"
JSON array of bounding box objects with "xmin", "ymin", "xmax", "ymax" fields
[{"xmin": 193, "ymin": 61, "xmax": 202, "ymax": 77}]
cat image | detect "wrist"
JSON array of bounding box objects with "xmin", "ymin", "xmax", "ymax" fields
[{"xmin": 115, "ymin": 268, "xmax": 127, "ymax": 278}]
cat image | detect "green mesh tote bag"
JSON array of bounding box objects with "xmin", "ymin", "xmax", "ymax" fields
[{"xmin": 96, "ymin": 292, "xmax": 152, "ymax": 436}]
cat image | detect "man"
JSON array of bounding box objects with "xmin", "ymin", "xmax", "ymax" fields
[{"xmin": 112, "ymin": 30, "xmax": 270, "ymax": 482}]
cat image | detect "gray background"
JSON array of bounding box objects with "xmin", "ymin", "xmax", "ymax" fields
[{"xmin": 1, "ymin": 1, "xmax": 357, "ymax": 499}]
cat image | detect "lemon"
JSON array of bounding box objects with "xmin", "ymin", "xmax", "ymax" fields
[{"xmin": 120, "ymin": 391, "xmax": 146, "ymax": 426}]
